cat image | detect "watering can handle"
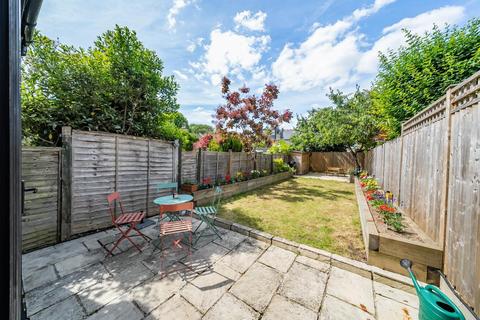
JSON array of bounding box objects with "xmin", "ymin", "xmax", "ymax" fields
[{"xmin": 425, "ymin": 285, "xmax": 465, "ymax": 319}]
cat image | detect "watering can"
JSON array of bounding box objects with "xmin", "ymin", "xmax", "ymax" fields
[{"xmin": 400, "ymin": 259, "xmax": 465, "ymax": 320}]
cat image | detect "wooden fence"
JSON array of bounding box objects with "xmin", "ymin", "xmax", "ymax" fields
[
  {"xmin": 310, "ymin": 152, "xmax": 363, "ymax": 173},
  {"xmin": 365, "ymin": 70, "xmax": 480, "ymax": 312},
  {"xmin": 63, "ymin": 128, "xmax": 179, "ymax": 238},
  {"xmin": 194, "ymin": 150, "xmax": 287, "ymax": 183},
  {"xmin": 21, "ymin": 147, "xmax": 61, "ymax": 251},
  {"xmin": 21, "ymin": 129, "xmax": 290, "ymax": 251}
]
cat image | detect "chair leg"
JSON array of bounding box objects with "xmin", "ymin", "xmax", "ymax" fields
[{"xmin": 119, "ymin": 224, "xmax": 143, "ymax": 253}]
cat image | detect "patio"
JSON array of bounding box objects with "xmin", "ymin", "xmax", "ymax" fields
[{"xmin": 24, "ymin": 217, "xmax": 419, "ymax": 320}]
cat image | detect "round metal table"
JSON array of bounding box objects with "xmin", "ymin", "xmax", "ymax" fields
[{"xmin": 153, "ymin": 194, "xmax": 193, "ymax": 205}]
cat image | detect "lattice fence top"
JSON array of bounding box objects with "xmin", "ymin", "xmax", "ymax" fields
[
  {"xmin": 402, "ymin": 96, "xmax": 447, "ymax": 135},
  {"xmin": 451, "ymin": 70, "xmax": 480, "ymax": 113}
]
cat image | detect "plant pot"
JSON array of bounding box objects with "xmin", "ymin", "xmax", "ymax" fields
[{"xmin": 181, "ymin": 184, "xmax": 198, "ymax": 193}]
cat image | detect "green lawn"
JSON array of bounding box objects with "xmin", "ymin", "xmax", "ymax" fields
[{"xmin": 218, "ymin": 177, "xmax": 365, "ymax": 260}]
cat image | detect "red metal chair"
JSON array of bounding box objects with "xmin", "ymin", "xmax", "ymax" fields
[
  {"xmin": 158, "ymin": 202, "xmax": 193, "ymax": 270},
  {"xmin": 106, "ymin": 192, "xmax": 150, "ymax": 256}
]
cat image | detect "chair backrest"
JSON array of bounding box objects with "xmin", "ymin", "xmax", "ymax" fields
[
  {"xmin": 107, "ymin": 192, "xmax": 125, "ymax": 223},
  {"xmin": 159, "ymin": 202, "xmax": 194, "ymax": 220},
  {"xmin": 156, "ymin": 182, "xmax": 178, "ymax": 193},
  {"xmin": 212, "ymin": 186, "xmax": 223, "ymax": 210}
]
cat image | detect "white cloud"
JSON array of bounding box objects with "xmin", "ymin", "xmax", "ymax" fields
[
  {"xmin": 192, "ymin": 28, "xmax": 271, "ymax": 85},
  {"xmin": 272, "ymin": 2, "xmax": 466, "ymax": 92},
  {"xmin": 356, "ymin": 6, "xmax": 465, "ymax": 73},
  {"xmin": 182, "ymin": 107, "xmax": 214, "ymax": 125},
  {"xmin": 167, "ymin": 0, "xmax": 194, "ymax": 30},
  {"xmin": 173, "ymin": 70, "xmax": 188, "ymax": 80},
  {"xmin": 234, "ymin": 10, "xmax": 267, "ymax": 32}
]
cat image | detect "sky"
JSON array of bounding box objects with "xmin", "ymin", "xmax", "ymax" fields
[{"xmin": 37, "ymin": 0, "xmax": 479, "ymax": 128}]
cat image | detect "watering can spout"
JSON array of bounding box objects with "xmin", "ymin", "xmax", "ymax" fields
[{"xmin": 400, "ymin": 259, "xmax": 465, "ymax": 320}]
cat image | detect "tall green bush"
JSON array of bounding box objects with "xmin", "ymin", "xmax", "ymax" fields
[
  {"xmin": 22, "ymin": 25, "xmax": 180, "ymax": 145},
  {"xmin": 372, "ymin": 19, "xmax": 480, "ymax": 138}
]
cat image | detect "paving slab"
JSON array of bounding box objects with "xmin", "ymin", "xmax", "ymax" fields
[
  {"xmin": 25, "ymin": 263, "xmax": 110, "ymax": 316},
  {"xmin": 295, "ymin": 255, "xmax": 330, "ymax": 273},
  {"xmin": 374, "ymin": 281, "xmax": 419, "ymax": 309},
  {"xmin": 375, "ymin": 295, "xmax": 419, "ymax": 320},
  {"xmin": 211, "ymin": 261, "xmax": 242, "ymax": 281},
  {"xmin": 319, "ymin": 295, "xmax": 374, "ymax": 320},
  {"xmin": 213, "ymin": 229, "xmax": 247, "ymax": 250},
  {"xmin": 217, "ymin": 241, "xmax": 264, "ymax": 274},
  {"xmin": 146, "ymin": 295, "xmax": 202, "ymax": 320},
  {"xmin": 279, "ymin": 262, "xmax": 328, "ymax": 311},
  {"xmin": 29, "ymin": 295, "xmax": 85, "ymax": 320},
  {"xmin": 86, "ymin": 298, "xmax": 144, "ymax": 320},
  {"xmin": 128, "ymin": 273, "xmax": 186, "ymax": 314},
  {"xmin": 181, "ymin": 242, "xmax": 230, "ymax": 273},
  {"xmin": 229, "ymin": 262, "xmax": 282, "ymax": 312},
  {"xmin": 180, "ymin": 271, "xmax": 234, "ymax": 313},
  {"xmin": 258, "ymin": 245, "xmax": 296, "ymax": 273},
  {"xmin": 326, "ymin": 266, "xmax": 375, "ymax": 315},
  {"xmin": 23, "ymin": 264, "xmax": 58, "ymax": 292},
  {"xmin": 54, "ymin": 249, "xmax": 105, "ymax": 277},
  {"xmin": 202, "ymin": 293, "xmax": 259, "ymax": 320},
  {"xmin": 262, "ymin": 295, "xmax": 317, "ymax": 320}
]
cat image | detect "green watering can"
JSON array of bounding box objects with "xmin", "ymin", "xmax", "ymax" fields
[{"xmin": 400, "ymin": 259, "xmax": 465, "ymax": 320}]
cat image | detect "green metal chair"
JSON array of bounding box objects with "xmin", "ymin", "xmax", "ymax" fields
[
  {"xmin": 156, "ymin": 182, "xmax": 178, "ymax": 194},
  {"xmin": 193, "ymin": 186, "xmax": 223, "ymax": 243},
  {"xmin": 156, "ymin": 182, "xmax": 179, "ymax": 221}
]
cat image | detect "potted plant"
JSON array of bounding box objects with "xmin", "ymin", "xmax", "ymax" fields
[{"xmin": 181, "ymin": 180, "xmax": 198, "ymax": 193}]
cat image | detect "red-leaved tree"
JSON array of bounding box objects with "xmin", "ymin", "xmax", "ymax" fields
[{"xmin": 215, "ymin": 77, "xmax": 292, "ymax": 152}]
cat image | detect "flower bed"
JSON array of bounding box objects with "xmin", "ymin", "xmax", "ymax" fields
[
  {"xmin": 359, "ymin": 173, "xmax": 407, "ymax": 234},
  {"xmin": 193, "ymin": 171, "xmax": 293, "ymax": 206},
  {"xmin": 355, "ymin": 174, "xmax": 443, "ymax": 283}
]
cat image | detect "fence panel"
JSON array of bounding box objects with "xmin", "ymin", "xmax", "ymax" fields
[
  {"xmin": 309, "ymin": 152, "xmax": 358, "ymax": 173},
  {"xmin": 70, "ymin": 130, "xmax": 177, "ymax": 235},
  {"xmin": 181, "ymin": 151, "xmax": 198, "ymax": 183},
  {"xmin": 71, "ymin": 131, "xmax": 116, "ymax": 234},
  {"xmin": 22, "ymin": 147, "xmax": 61, "ymax": 251},
  {"xmin": 444, "ymin": 73, "xmax": 480, "ymax": 312}
]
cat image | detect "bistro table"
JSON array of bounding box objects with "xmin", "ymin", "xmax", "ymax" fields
[
  {"xmin": 153, "ymin": 194, "xmax": 193, "ymax": 205},
  {"xmin": 153, "ymin": 194, "xmax": 193, "ymax": 222}
]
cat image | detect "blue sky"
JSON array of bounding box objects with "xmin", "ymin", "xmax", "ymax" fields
[{"xmin": 37, "ymin": 0, "xmax": 479, "ymax": 127}]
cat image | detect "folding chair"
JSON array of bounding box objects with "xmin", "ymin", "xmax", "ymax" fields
[
  {"xmin": 158, "ymin": 202, "xmax": 193, "ymax": 271},
  {"xmin": 106, "ymin": 192, "xmax": 150, "ymax": 256},
  {"xmin": 193, "ymin": 186, "xmax": 223, "ymax": 244}
]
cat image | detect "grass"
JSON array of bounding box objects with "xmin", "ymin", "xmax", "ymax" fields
[{"xmin": 218, "ymin": 177, "xmax": 365, "ymax": 261}]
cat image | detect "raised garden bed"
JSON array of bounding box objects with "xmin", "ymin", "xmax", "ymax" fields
[
  {"xmin": 192, "ymin": 171, "xmax": 293, "ymax": 205},
  {"xmin": 355, "ymin": 177, "xmax": 443, "ymax": 284}
]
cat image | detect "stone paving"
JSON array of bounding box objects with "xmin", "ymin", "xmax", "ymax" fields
[{"xmin": 23, "ymin": 217, "xmax": 420, "ymax": 320}]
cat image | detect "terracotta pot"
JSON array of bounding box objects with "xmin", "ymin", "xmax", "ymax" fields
[{"xmin": 181, "ymin": 184, "xmax": 198, "ymax": 193}]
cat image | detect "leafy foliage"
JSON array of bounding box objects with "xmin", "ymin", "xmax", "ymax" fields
[
  {"xmin": 291, "ymin": 88, "xmax": 380, "ymax": 167},
  {"xmin": 193, "ymin": 132, "xmax": 243, "ymax": 152},
  {"xmin": 372, "ymin": 19, "xmax": 480, "ymax": 138},
  {"xmin": 267, "ymin": 140, "xmax": 293, "ymax": 154},
  {"xmin": 22, "ymin": 26, "xmax": 180, "ymax": 146},
  {"xmin": 189, "ymin": 124, "xmax": 214, "ymax": 137},
  {"xmin": 215, "ymin": 77, "xmax": 292, "ymax": 152}
]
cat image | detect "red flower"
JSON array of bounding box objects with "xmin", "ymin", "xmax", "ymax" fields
[
  {"xmin": 379, "ymin": 205, "xmax": 396, "ymax": 213},
  {"xmin": 225, "ymin": 175, "xmax": 231, "ymax": 183},
  {"xmin": 366, "ymin": 195, "xmax": 375, "ymax": 201}
]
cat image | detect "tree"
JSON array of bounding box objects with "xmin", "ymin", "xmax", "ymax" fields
[
  {"xmin": 215, "ymin": 77, "xmax": 292, "ymax": 152},
  {"xmin": 189, "ymin": 124, "xmax": 214, "ymax": 137},
  {"xmin": 291, "ymin": 88, "xmax": 380, "ymax": 168},
  {"xmin": 22, "ymin": 26, "xmax": 180, "ymax": 146},
  {"xmin": 372, "ymin": 19, "xmax": 480, "ymax": 138}
]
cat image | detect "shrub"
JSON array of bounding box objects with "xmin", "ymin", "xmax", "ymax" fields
[{"xmin": 273, "ymin": 158, "xmax": 290, "ymax": 173}]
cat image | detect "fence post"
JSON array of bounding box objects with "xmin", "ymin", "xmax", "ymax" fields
[
  {"xmin": 228, "ymin": 150, "xmax": 233, "ymax": 177},
  {"xmin": 146, "ymin": 140, "xmax": 150, "ymax": 215},
  {"xmin": 196, "ymin": 149, "xmax": 202, "ymax": 184},
  {"xmin": 60, "ymin": 126, "xmax": 72, "ymax": 241},
  {"xmin": 177, "ymin": 140, "xmax": 182, "ymax": 190},
  {"xmin": 440, "ymin": 86, "xmax": 454, "ymax": 249},
  {"xmin": 215, "ymin": 152, "xmax": 219, "ymax": 181}
]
